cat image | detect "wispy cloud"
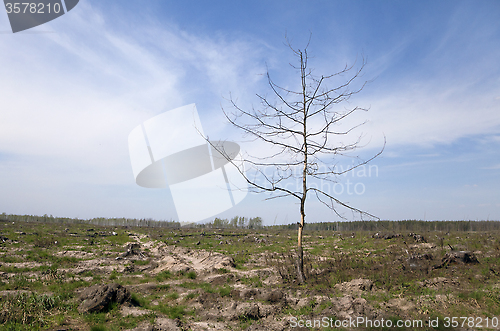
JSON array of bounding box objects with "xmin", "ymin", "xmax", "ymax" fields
[{"xmin": 0, "ymin": 1, "xmax": 268, "ymax": 217}]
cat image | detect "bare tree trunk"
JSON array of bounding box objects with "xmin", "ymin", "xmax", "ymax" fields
[
  {"xmin": 296, "ymin": 50, "xmax": 307, "ymax": 284},
  {"xmin": 296, "ymin": 212, "xmax": 305, "ymax": 283},
  {"xmin": 296, "ymin": 164, "xmax": 306, "ymax": 283}
]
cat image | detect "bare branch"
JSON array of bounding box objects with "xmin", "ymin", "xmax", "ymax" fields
[
  {"xmin": 310, "ymin": 187, "xmax": 379, "ymax": 220},
  {"xmin": 208, "ymin": 38, "xmax": 383, "ymax": 283}
]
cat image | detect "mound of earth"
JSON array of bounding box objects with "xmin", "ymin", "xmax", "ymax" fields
[
  {"xmin": 334, "ymin": 278, "xmax": 374, "ymax": 294},
  {"xmin": 151, "ymin": 245, "xmax": 235, "ymax": 275},
  {"xmin": 78, "ymin": 283, "xmax": 131, "ymax": 313}
]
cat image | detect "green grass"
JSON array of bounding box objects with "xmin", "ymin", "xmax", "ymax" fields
[
  {"xmin": 130, "ymin": 293, "xmax": 148, "ymax": 307},
  {"xmin": 165, "ymin": 292, "xmax": 179, "ymax": 300},
  {"xmin": 155, "ymin": 270, "xmax": 171, "ymax": 282},
  {"xmin": 84, "ymin": 311, "xmax": 108, "ymax": 327},
  {"xmin": 0, "ymin": 292, "xmax": 63, "ymax": 328},
  {"xmin": 240, "ymin": 276, "xmax": 262, "ymax": 287},
  {"xmin": 2, "ymin": 220, "xmax": 500, "ymax": 330},
  {"xmin": 179, "ymin": 281, "xmax": 215, "ymax": 293},
  {"xmin": 48, "ymin": 279, "xmax": 90, "ymax": 300},
  {"xmin": 109, "ymin": 270, "xmax": 119, "ymax": 280},
  {"xmin": 155, "ymin": 304, "xmax": 192, "ymax": 320},
  {"xmin": 219, "ymin": 285, "xmax": 232, "ymax": 297},
  {"xmin": 0, "ymin": 255, "xmax": 23, "ymax": 263},
  {"xmin": 155, "ymin": 284, "xmax": 171, "ymax": 292}
]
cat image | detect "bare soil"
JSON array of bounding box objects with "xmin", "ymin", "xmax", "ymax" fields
[{"xmin": 1, "ymin": 221, "xmax": 500, "ymax": 330}]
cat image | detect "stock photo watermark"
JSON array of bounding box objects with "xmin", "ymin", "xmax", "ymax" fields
[
  {"xmin": 309, "ymin": 164, "xmax": 378, "ymax": 196},
  {"xmin": 3, "ymin": 0, "xmax": 79, "ymax": 33},
  {"xmin": 289, "ymin": 315, "xmax": 500, "ymax": 329},
  {"xmin": 251, "ymin": 162, "xmax": 379, "ymax": 197}
]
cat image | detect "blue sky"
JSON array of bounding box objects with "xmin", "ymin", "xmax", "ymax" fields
[{"xmin": 0, "ymin": 1, "xmax": 499, "ymax": 224}]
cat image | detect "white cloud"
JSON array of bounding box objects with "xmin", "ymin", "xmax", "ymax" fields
[
  {"xmin": 352, "ymin": 70, "xmax": 500, "ymax": 152},
  {"xmin": 0, "ymin": 1, "xmax": 269, "ymax": 218},
  {"xmin": 0, "ymin": 2, "xmax": 268, "ymax": 161}
]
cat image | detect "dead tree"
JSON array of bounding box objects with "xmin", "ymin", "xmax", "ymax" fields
[{"xmin": 211, "ymin": 39, "xmax": 384, "ymax": 283}]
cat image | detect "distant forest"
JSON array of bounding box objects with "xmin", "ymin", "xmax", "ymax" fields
[
  {"xmin": 0, "ymin": 213, "xmax": 180, "ymax": 228},
  {"xmin": 1, "ymin": 212, "xmax": 499, "ymax": 232},
  {"xmin": 270, "ymin": 220, "xmax": 500, "ymax": 232}
]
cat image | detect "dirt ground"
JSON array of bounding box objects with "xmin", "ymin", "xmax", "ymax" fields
[{"xmin": 1, "ymin": 220, "xmax": 500, "ymax": 330}]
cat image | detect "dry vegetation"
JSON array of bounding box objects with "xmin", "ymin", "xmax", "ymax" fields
[{"xmin": 1, "ymin": 218, "xmax": 500, "ymax": 330}]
